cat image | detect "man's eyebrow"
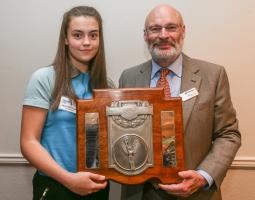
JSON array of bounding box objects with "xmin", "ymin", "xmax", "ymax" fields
[{"xmin": 148, "ymin": 22, "xmax": 177, "ymax": 27}]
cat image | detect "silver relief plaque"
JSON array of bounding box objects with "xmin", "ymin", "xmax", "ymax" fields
[{"xmin": 106, "ymin": 100, "xmax": 153, "ymax": 175}]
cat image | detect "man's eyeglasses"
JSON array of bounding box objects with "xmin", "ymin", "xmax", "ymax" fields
[{"xmin": 145, "ymin": 24, "xmax": 182, "ymax": 35}]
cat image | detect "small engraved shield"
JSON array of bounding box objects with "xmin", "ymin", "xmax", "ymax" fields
[{"xmin": 106, "ymin": 100, "xmax": 153, "ymax": 175}]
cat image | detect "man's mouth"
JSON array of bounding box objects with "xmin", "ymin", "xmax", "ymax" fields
[
  {"xmin": 154, "ymin": 41, "xmax": 175, "ymax": 50},
  {"xmin": 157, "ymin": 43, "xmax": 172, "ymax": 49}
]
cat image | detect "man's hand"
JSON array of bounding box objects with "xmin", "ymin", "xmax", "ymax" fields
[{"xmin": 158, "ymin": 170, "xmax": 207, "ymax": 197}]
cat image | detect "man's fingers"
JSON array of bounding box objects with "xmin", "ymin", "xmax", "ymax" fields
[
  {"xmin": 178, "ymin": 170, "xmax": 194, "ymax": 179},
  {"xmin": 158, "ymin": 183, "xmax": 189, "ymax": 196},
  {"xmin": 158, "ymin": 183, "xmax": 182, "ymax": 192}
]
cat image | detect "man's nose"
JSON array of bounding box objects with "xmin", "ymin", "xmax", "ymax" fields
[{"xmin": 158, "ymin": 28, "xmax": 169, "ymax": 39}]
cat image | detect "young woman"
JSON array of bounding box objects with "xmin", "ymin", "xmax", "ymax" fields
[{"xmin": 20, "ymin": 6, "xmax": 113, "ymax": 200}]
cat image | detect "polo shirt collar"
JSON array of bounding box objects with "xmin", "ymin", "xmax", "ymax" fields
[{"xmin": 70, "ymin": 65, "xmax": 89, "ymax": 78}]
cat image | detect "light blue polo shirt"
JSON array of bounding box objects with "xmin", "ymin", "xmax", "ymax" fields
[{"xmin": 23, "ymin": 66, "xmax": 92, "ymax": 173}]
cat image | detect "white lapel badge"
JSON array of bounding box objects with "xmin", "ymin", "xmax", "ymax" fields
[{"xmin": 179, "ymin": 88, "xmax": 199, "ymax": 102}]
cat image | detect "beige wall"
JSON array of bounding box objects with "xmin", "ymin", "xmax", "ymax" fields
[
  {"xmin": 0, "ymin": 165, "xmax": 34, "ymax": 200},
  {"xmin": 222, "ymin": 168, "xmax": 255, "ymax": 200},
  {"xmin": 0, "ymin": 0, "xmax": 254, "ymax": 199}
]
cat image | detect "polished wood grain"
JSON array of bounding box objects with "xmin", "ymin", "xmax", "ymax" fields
[{"xmin": 76, "ymin": 88, "xmax": 185, "ymax": 184}]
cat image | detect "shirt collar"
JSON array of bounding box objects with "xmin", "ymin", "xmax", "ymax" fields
[
  {"xmin": 70, "ymin": 65, "xmax": 88, "ymax": 78},
  {"xmin": 151, "ymin": 54, "xmax": 183, "ymax": 79}
]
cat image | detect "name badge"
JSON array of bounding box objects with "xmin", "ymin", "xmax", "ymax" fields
[
  {"xmin": 179, "ymin": 88, "xmax": 199, "ymax": 101},
  {"xmin": 58, "ymin": 96, "xmax": 76, "ymax": 113}
]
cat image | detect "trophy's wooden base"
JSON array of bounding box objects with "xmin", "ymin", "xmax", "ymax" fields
[{"xmin": 76, "ymin": 88, "xmax": 185, "ymax": 184}]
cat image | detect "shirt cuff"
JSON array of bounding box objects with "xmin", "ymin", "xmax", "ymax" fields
[{"xmin": 196, "ymin": 169, "xmax": 214, "ymax": 189}]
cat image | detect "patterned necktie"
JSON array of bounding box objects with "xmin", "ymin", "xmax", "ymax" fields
[{"xmin": 156, "ymin": 68, "xmax": 171, "ymax": 98}]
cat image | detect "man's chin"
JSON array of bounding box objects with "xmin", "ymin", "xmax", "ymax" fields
[{"xmin": 153, "ymin": 51, "xmax": 176, "ymax": 60}]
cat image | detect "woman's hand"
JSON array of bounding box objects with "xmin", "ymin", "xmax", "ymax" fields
[{"xmin": 64, "ymin": 171, "xmax": 108, "ymax": 196}]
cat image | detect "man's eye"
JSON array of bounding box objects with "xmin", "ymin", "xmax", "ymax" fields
[
  {"xmin": 150, "ymin": 27, "xmax": 161, "ymax": 33},
  {"xmin": 165, "ymin": 25, "xmax": 178, "ymax": 32}
]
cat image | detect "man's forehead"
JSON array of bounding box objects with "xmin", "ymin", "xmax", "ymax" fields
[
  {"xmin": 148, "ymin": 14, "xmax": 179, "ymax": 26},
  {"xmin": 145, "ymin": 6, "xmax": 182, "ymax": 27}
]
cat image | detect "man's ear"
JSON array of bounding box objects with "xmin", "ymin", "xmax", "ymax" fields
[
  {"xmin": 182, "ymin": 25, "xmax": 186, "ymax": 39},
  {"xmin": 144, "ymin": 30, "xmax": 148, "ymax": 42}
]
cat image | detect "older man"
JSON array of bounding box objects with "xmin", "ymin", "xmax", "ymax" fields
[{"xmin": 119, "ymin": 4, "xmax": 241, "ymax": 200}]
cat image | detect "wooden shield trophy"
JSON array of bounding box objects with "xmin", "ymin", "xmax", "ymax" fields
[{"xmin": 76, "ymin": 88, "xmax": 185, "ymax": 184}]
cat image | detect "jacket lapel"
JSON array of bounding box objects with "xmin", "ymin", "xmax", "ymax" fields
[
  {"xmin": 181, "ymin": 55, "xmax": 201, "ymax": 130},
  {"xmin": 135, "ymin": 57, "xmax": 201, "ymax": 130},
  {"xmin": 135, "ymin": 60, "xmax": 152, "ymax": 87}
]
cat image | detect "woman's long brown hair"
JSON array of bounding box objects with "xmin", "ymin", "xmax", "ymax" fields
[{"xmin": 51, "ymin": 6, "xmax": 108, "ymax": 110}]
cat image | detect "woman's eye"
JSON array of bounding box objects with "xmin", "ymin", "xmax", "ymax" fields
[
  {"xmin": 73, "ymin": 33, "xmax": 82, "ymax": 39},
  {"xmin": 90, "ymin": 33, "xmax": 98, "ymax": 40}
]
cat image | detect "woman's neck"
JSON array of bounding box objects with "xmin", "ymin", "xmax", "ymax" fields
[{"xmin": 71, "ymin": 61, "xmax": 89, "ymax": 73}]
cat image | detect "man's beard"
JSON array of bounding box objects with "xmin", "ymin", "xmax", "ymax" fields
[{"xmin": 148, "ymin": 39, "xmax": 183, "ymax": 63}]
